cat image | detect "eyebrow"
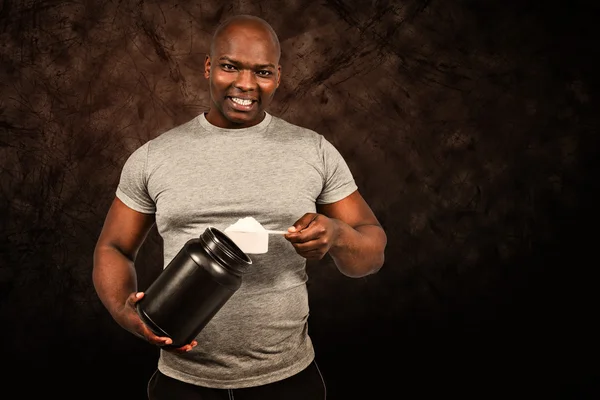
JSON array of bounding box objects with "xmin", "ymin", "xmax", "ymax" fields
[{"xmin": 219, "ymin": 56, "xmax": 276, "ymax": 70}]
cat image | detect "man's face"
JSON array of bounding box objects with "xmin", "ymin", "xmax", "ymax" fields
[{"xmin": 204, "ymin": 25, "xmax": 281, "ymax": 129}]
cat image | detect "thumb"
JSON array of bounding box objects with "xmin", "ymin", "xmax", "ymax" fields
[{"xmin": 131, "ymin": 291, "xmax": 144, "ymax": 305}]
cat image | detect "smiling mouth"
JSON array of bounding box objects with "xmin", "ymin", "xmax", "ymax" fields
[
  {"xmin": 227, "ymin": 96, "xmax": 257, "ymax": 111},
  {"xmin": 230, "ymin": 97, "xmax": 254, "ymax": 106}
]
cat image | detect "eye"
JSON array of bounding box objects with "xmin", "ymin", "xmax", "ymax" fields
[
  {"xmin": 221, "ymin": 64, "xmax": 236, "ymax": 71},
  {"xmin": 256, "ymin": 70, "xmax": 272, "ymax": 77}
]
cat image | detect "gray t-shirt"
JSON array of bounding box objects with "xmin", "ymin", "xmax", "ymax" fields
[{"xmin": 116, "ymin": 111, "xmax": 358, "ymax": 388}]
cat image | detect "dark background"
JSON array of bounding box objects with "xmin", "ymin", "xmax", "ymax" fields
[{"xmin": 1, "ymin": 0, "xmax": 599, "ymax": 398}]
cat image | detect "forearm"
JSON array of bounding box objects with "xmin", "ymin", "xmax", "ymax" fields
[
  {"xmin": 328, "ymin": 221, "xmax": 387, "ymax": 278},
  {"xmin": 92, "ymin": 245, "xmax": 139, "ymax": 325}
]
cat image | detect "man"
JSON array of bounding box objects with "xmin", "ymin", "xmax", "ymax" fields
[{"xmin": 93, "ymin": 14, "xmax": 387, "ymax": 399}]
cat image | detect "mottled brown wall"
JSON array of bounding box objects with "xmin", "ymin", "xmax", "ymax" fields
[{"xmin": 1, "ymin": 0, "xmax": 598, "ymax": 398}]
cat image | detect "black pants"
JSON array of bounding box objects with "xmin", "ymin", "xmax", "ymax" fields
[{"xmin": 147, "ymin": 361, "xmax": 327, "ymax": 400}]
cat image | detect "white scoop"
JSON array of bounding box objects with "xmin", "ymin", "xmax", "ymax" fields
[{"xmin": 223, "ymin": 217, "xmax": 288, "ymax": 254}]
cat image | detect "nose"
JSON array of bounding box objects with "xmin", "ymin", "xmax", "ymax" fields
[{"xmin": 234, "ymin": 70, "xmax": 257, "ymax": 91}]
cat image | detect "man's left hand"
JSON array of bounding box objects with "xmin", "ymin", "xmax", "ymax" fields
[{"xmin": 284, "ymin": 213, "xmax": 339, "ymax": 260}]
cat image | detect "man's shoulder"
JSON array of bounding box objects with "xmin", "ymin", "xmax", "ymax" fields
[
  {"xmin": 146, "ymin": 115, "xmax": 200, "ymax": 147},
  {"xmin": 161, "ymin": 116, "xmax": 200, "ymax": 137},
  {"xmin": 269, "ymin": 113, "xmax": 321, "ymax": 138}
]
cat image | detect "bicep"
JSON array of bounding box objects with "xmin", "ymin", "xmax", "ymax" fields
[
  {"xmin": 96, "ymin": 197, "xmax": 156, "ymax": 259},
  {"xmin": 317, "ymin": 190, "xmax": 381, "ymax": 228}
]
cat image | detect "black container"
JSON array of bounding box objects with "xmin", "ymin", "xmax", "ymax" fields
[{"xmin": 136, "ymin": 227, "xmax": 252, "ymax": 348}]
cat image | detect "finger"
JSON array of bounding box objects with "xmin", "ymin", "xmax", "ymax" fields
[
  {"xmin": 163, "ymin": 340, "xmax": 198, "ymax": 353},
  {"xmin": 147, "ymin": 332, "xmax": 173, "ymax": 347},
  {"xmin": 292, "ymin": 241, "xmax": 328, "ymax": 257},
  {"xmin": 137, "ymin": 320, "xmax": 172, "ymax": 346},
  {"xmin": 290, "ymin": 236, "xmax": 321, "ymax": 250},
  {"xmin": 287, "ymin": 223, "xmax": 326, "ymax": 245},
  {"xmin": 128, "ymin": 291, "xmax": 144, "ymax": 307},
  {"xmin": 175, "ymin": 341, "xmax": 198, "ymax": 353},
  {"xmin": 288, "ymin": 226, "xmax": 327, "ymax": 245},
  {"xmin": 297, "ymin": 249, "xmax": 326, "ymax": 260}
]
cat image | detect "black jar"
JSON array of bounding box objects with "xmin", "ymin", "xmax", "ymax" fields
[{"xmin": 136, "ymin": 227, "xmax": 252, "ymax": 348}]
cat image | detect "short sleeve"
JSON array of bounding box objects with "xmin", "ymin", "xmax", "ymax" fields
[
  {"xmin": 115, "ymin": 142, "xmax": 156, "ymax": 214},
  {"xmin": 316, "ymin": 135, "xmax": 358, "ymax": 204}
]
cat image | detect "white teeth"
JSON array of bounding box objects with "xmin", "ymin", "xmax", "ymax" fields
[{"xmin": 231, "ymin": 97, "xmax": 252, "ymax": 106}]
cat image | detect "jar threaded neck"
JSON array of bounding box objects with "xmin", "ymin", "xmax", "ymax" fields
[{"xmin": 199, "ymin": 227, "xmax": 252, "ymax": 275}]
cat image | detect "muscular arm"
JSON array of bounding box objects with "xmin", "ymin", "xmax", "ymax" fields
[
  {"xmin": 286, "ymin": 190, "xmax": 387, "ymax": 278},
  {"xmin": 93, "ymin": 197, "xmax": 196, "ymax": 351},
  {"xmin": 92, "ymin": 197, "xmax": 155, "ymax": 329},
  {"xmin": 318, "ymin": 191, "xmax": 387, "ymax": 277}
]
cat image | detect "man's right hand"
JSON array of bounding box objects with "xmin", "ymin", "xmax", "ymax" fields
[{"xmin": 120, "ymin": 291, "xmax": 198, "ymax": 353}]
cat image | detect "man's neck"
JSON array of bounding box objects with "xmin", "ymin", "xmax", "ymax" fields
[{"xmin": 204, "ymin": 110, "xmax": 265, "ymax": 129}]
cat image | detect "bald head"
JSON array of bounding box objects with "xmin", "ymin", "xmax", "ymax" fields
[{"xmin": 210, "ymin": 15, "xmax": 281, "ymax": 62}]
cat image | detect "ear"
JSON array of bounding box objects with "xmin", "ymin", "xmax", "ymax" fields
[
  {"xmin": 276, "ymin": 64, "xmax": 282, "ymax": 88},
  {"xmin": 204, "ymin": 55, "xmax": 211, "ymax": 79}
]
